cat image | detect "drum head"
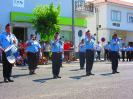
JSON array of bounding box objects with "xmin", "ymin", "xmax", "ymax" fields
[{"xmin": 7, "ymin": 55, "xmax": 16, "ymax": 64}]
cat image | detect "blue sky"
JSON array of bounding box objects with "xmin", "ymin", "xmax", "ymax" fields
[{"xmin": 86, "ymin": 0, "xmax": 133, "ymax": 3}]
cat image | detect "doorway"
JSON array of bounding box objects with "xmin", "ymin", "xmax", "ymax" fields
[{"xmin": 13, "ymin": 27, "xmax": 27, "ymax": 42}]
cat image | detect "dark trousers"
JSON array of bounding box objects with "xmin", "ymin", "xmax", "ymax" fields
[
  {"xmin": 126, "ymin": 51, "xmax": 132, "ymax": 61},
  {"xmin": 104, "ymin": 49, "xmax": 109, "ymax": 61},
  {"xmin": 79, "ymin": 52, "xmax": 85, "ymax": 69},
  {"xmin": 52, "ymin": 52, "xmax": 62, "ymax": 76},
  {"xmin": 110, "ymin": 51, "xmax": 118, "ymax": 72},
  {"xmin": 2, "ymin": 52, "xmax": 13, "ymax": 79},
  {"xmin": 131, "ymin": 51, "xmax": 133, "ymax": 61},
  {"xmin": 27, "ymin": 52, "xmax": 38, "ymax": 71},
  {"xmin": 121, "ymin": 51, "xmax": 125, "ymax": 61},
  {"xmin": 129, "ymin": 51, "xmax": 132, "ymax": 61},
  {"xmin": 86, "ymin": 50, "xmax": 94, "ymax": 74},
  {"xmin": 96, "ymin": 51, "xmax": 101, "ymax": 60}
]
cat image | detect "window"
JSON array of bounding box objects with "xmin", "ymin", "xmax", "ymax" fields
[
  {"xmin": 111, "ymin": 10, "xmax": 121, "ymax": 22},
  {"xmin": 127, "ymin": 13, "xmax": 133, "ymax": 23}
]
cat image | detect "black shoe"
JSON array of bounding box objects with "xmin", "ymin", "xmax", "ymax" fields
[
  {"xmin": 89, "ymin": 73, "xmax": 95, "ymax": 75},
  {"xmin": 86, "ymin": 73, "xmax": 95, "ymax": 76},
  {"xmin": 4, "ymin": 78, "xmax": 8, "ymax": 83},
  {"xmin": 57, "ymin": 76, "xmax": 61, "ymax": 78},
  {"xmin": 86, "ymin": 73, "xmax": 90, "ymax": 76},
  {"xmin": 80, "ymin": 67, "xmax": 84, "ymax": 70},
  {"xmin": 7, "ymin": 78, "xmax": 14, "ymax": 82},
  {"xmin": 115, "ymin": 71, "xmax": 120, "ymax": 73},
  {"xmin": 53, "ymin": 75, "xmax": 57, "ymax": 79},
  {"xmin": 32, "ymin": 72, "xmax": 36, "ymax": 75},
  {"xmin": 29, "ymin": 71, "xmax": 33, "ymax": 75},
  {"xmin": 29, "ymin": 70, "xmax": 36, "ymax": 75},
  {"xmin": 112, "ymin": 71, "xmax": 116, "ymax": 74}
]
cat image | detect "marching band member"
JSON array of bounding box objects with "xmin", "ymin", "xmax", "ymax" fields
[
  {"xmin": 78, "ymin": 39, "xmax": 86, "ymax": 69},
  {"xmin": 95, "ymin": 41, "xmax": 102, "ymax": 61},
  {"xmin": 126, "ymin": 44, "xmax": 132, "ymax": 62},
  {"xmin": 85, "ymin": 30, "xmax": 95, "ymax": 76},
  {"xmin": 51, "ymin": 32, "xmax": 62, "ymax": 79},
  {"xmin": 121, "ymin": 43, "xmax": 126, "ymax": 61},
  {"xmin": 104, "ymin": 42, "xmax": 110, "ymax": 61},
  {"xmin": 26, "ymin": 34, "xmax": 41, "ymax": 75},
  {"xmin": 110, "ymin": 34, "xmax": 120, "ymax": 74},
  {"xmin": 0, "ymin": 23, "xmax": 18, "ymax": 82}
]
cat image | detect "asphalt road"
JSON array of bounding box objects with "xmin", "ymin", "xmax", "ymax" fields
[{"xmin": 0, "ymin": 61, "xmax": 133, "ymax": 99}]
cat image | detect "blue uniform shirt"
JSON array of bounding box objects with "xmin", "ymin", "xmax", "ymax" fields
[
  {"xmin": 104, "ymin": 44, "xmax": 110, "ymax": 50},
  {"xmin": 126, "ymin": 46, "xmax": 132, "ymax": 52},
  {"xmin": 121, "ymin": 47, "xmax": 126, "ymax": 51},
  {"xmin": 51, "ymin": 40, "xmax": 62, "ymax": 52},
  {"xmin": 79, "ymin": 43, "xmax": 86, "ymax": 52},
  {"xmin": 110, "ymin": 39, "xmax": 120, "ymax": 52},
  {"xmin": 131, "ymin": 47, "xmax": 133, "ymax": 51},
  {"xmin": 85, "ymin": 36, "xmax": 95, "ymax": 50},
  {"xmin": 59, "ymin": 41, "xmax": 64, "ymax": 52},
  {"xmin": 0, "ymin": 32, "xmax": 18, "ymax": 49},
  {"xmin": 26, "ymin": 40, "xmax": 41, "ymax": 53}
]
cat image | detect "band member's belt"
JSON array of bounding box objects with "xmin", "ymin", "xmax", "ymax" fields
[
  {"xmin": 86, "ymin": 49, "xmax": 94, "ymax": 51},
  {"xmin": 52, "ymin": 52, "xmax": 61, "ymax": 54}
]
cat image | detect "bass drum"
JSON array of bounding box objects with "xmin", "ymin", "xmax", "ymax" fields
[{"xmin": 4, "ymin": 44, "xmax": 19, "ymax": 64}]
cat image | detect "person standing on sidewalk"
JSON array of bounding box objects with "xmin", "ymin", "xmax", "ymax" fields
[
  {"xmin": 26, "ymin": 34, "xmax": 41, "ymax": 75},
  {"xmin": 110, "ymin": 34, "xmax": 120, "ymax": 74},
  {"xmin": 78, "ymin": 39, "xmax": 86, "ymax": 69},
  {"xmin": 0, "ymin": 23, "xmax": 18, "ymax": 82},
  {"xmin": 51, "ymin": 32, "xmax": 62, "ymax": 79},
  {"xmin": 85, "ymin": 30, "xmax": 96, "ymax": 76},
  {"xmin": 44, "ymin": 41, "xmax": 51, "ymax": 64}
]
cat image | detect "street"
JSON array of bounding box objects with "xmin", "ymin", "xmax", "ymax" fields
[{"xmin": 0, "ymin": 61, "xmax": 133, "ymax": 99}]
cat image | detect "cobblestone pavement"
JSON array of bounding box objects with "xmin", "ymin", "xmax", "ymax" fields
[{"xmin": 0, "ymin": 61, "xmax": 133, "ymax": 99}]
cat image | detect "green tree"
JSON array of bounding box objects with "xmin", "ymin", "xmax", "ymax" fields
[{"xmin": 32, "ymin": 3, "xmax": 61, "ymax": 41}]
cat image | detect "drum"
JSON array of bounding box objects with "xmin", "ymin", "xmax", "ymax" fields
[{"xmin": 4, "ymin": 44, "xmax": 19, "ymax": 64}]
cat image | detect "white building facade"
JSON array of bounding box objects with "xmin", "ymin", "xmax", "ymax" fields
[{"xmin": 76, "ymin": 0, "xmax": 133, "ymax": 45}]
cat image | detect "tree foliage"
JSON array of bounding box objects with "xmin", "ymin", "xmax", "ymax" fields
[{"xmin": 32, "ymin": 3, "xmax": 61, "ymax": 41}]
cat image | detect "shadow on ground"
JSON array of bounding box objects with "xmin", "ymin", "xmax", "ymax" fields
[
  {"xmin": 33, "ymin": 77, "xmax": 53, "ymax": 83},
  {"xmin": 0, "ymin": 81, "xmax": 5, "ymax": 84},
  {"xmin": 69, "ymin": 75, "xmax": 86, "ymax": 80},
  {"xmin": 100, "ymin": 73, "xmax": 113, "ymax": 76},
  {"xmin": 12, "ymin": 74, "xmax": 30, "ymax": 78},
  {"xmin": 69, "ymin": 69, "xmax": 84, "ymax": 71}
]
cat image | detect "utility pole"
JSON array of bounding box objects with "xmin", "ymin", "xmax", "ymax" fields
[{"xmin": 72, "ymin": 0, "xmax": 75, "ymax": 52}]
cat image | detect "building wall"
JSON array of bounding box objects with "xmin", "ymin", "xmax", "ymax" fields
[
  {"xmin": 126, "ymin": 32, "xmax": 133, "ymax": 42},
  {"xmin": 86, "ymin": 4, "xmax": 108, "ymax": 43},
  {"xmin": 98, "ymin": 29, "xmax": 111, "ymax": 42},
  {"xmin": 75, "ymin": 27, "xmax": 87, "ymax": 52},
  {"xmin": 87, "ymin": 15, "xmax": 96, "ymax": 35},
  {"xmin": 107, "ymin": 4, "xmax": 133, "ymax": 31},
  {"xmin": 0, "ymin": 0, "xmax": 72, "ymax": 32},
  {"xmin": 98, "ymin": 5, "xmax": 108, "ymax": 30},
  {"xmin": 94, "ymin": 3, "xmax": 133, "ymax": 44}
]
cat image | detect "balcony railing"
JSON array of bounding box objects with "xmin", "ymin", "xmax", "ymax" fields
[{"xmin": 75, "ymin": 0, "xmax": 94, "ymax": 12}]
